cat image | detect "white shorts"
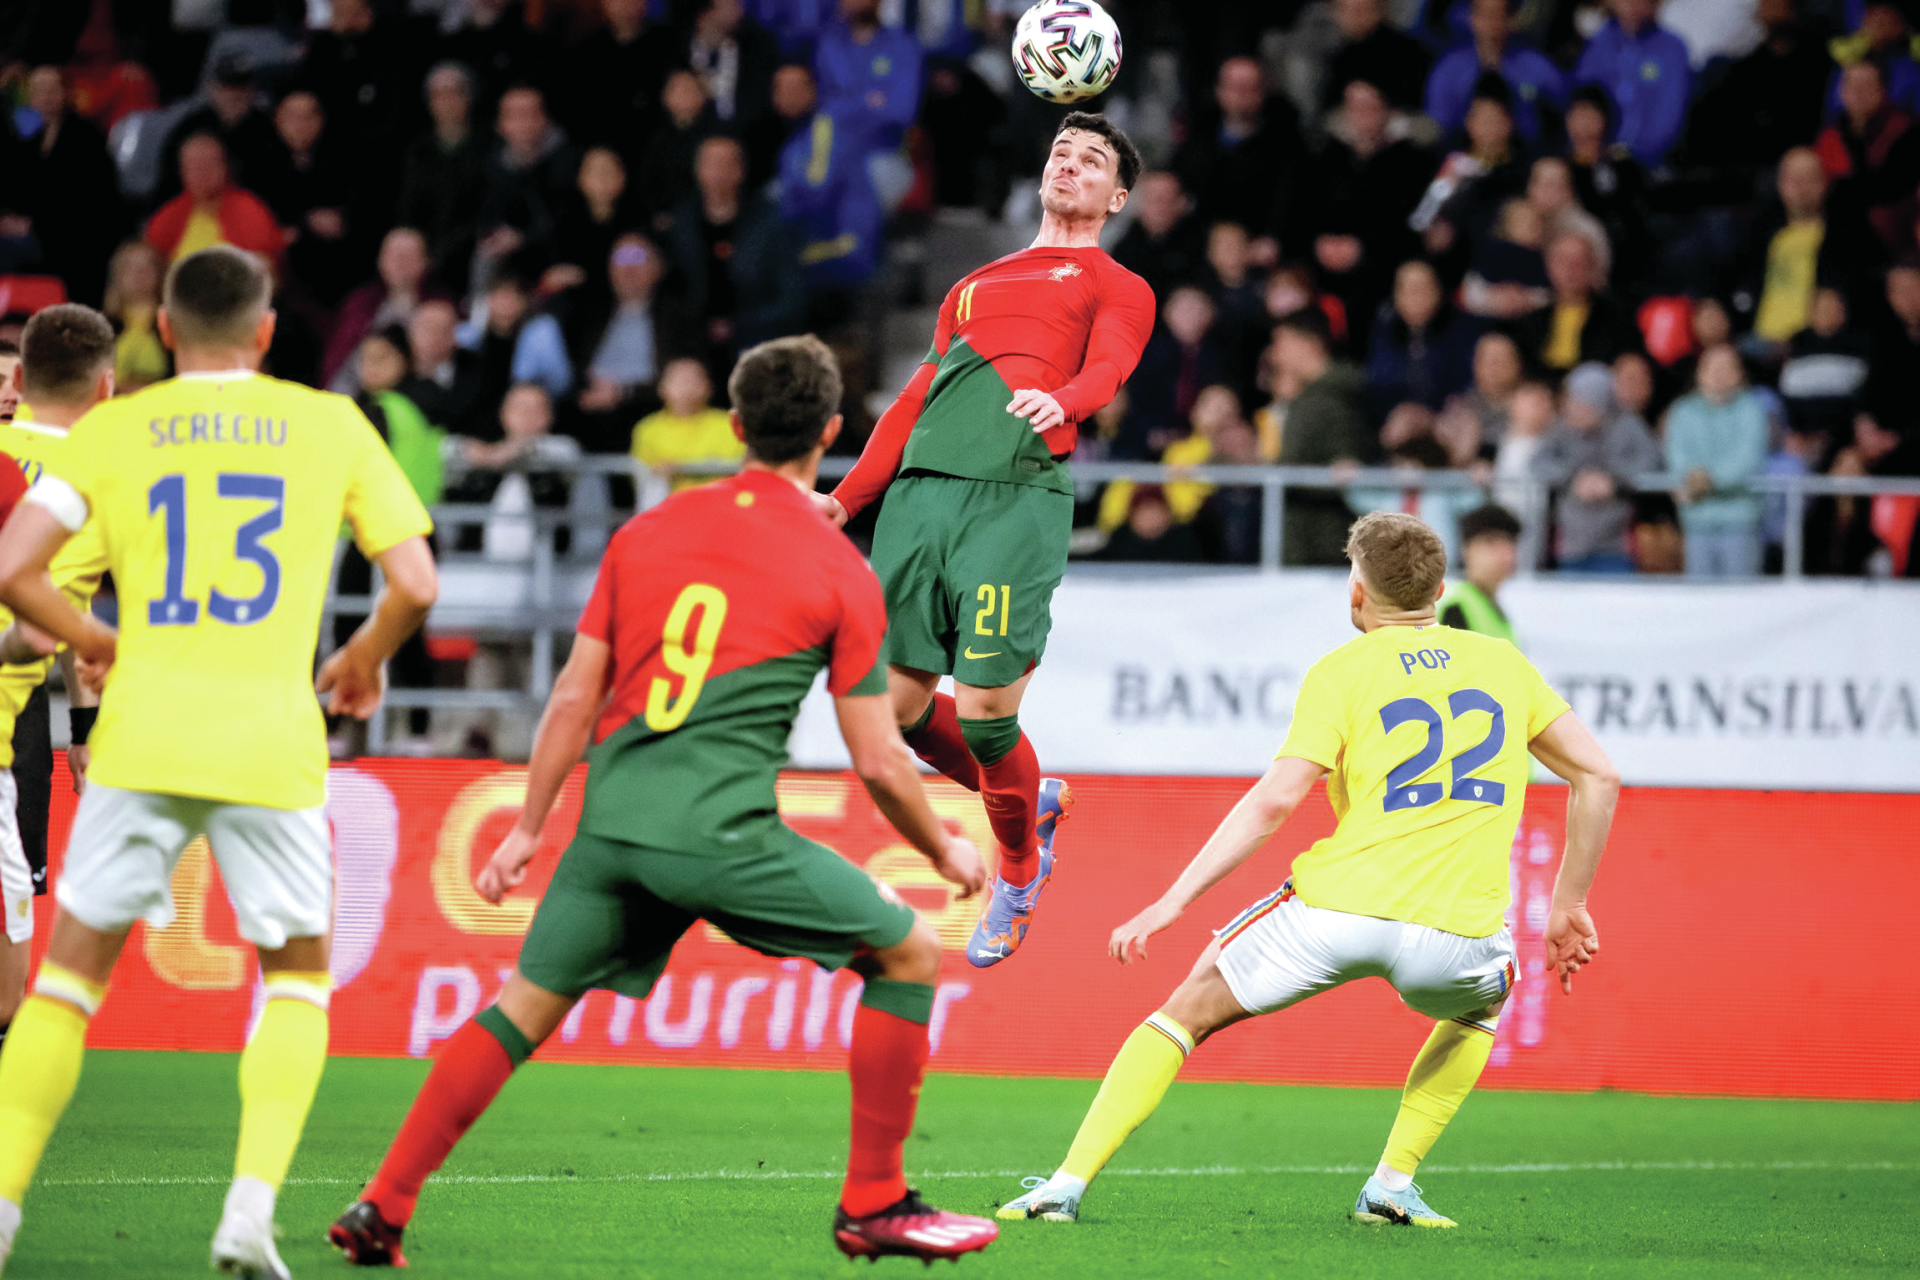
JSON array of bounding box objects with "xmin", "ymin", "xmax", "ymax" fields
[
  {"xmin": 1215, "ymin": 880, "xmax": 1516, "ymax": 1024},
  {"xmin": 0, "ymin": 772, "xmax": 29, "ymax": 945},
  {"xmin": 57, "ymin": 782, "xmax": 332, "ymax": 951}
]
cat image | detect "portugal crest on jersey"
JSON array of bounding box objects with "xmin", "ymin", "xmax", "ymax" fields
[{"xmin": 1049, "ymin": 263, "xmax": 1084, "ymax": 282}]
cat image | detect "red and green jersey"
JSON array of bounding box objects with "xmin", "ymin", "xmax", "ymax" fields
[
  {"xmin": 833, "ymin": 245, "xmax": 1155, "ymax": 517},
  {"xmin": 576, "ymin": 469, "xmax": 889, "ymax": 853}
]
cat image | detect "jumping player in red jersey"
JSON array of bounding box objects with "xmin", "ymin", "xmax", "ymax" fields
[
  {"xmin": 330, "ymin": 337, "xmax": 998, "ymax": 1268},
  {"xmin": 816, "ymin": 111, "xmax": 1155, "ymax": 967}
]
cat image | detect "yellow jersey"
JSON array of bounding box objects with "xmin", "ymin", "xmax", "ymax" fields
[
  {"xmin": 630, "ymin": 408, "xmax": 744, "ymax": 492},
  {"xmin": 37, "ymin": 370, "xmax": 432, "ymax": 809},
  {"xmin": 1276, "ymin": 624, "xmax": 1570, "ymax": 937},
  {"xmin": 0, "ymin": 420, "xmax": 110, "ymax": 768}
]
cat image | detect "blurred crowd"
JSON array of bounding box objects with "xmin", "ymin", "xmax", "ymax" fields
[{"xmin": 2, "ymin": 0, "xmax": 1919, "ymax": 580}]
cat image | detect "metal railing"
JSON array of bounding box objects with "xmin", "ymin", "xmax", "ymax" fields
[{"xmin": 326, "ymin": 455, "xmax": 1920, "ymax": 750}]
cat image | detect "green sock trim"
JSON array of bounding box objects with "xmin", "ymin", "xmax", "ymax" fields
[
  {"xmin": 903, "ymin": 700, "xmax": 935, "ymax": 736},
  {"xmin": 859, "ymin": 978, "xmax": 935, "ymax": 1025},
  {"xmin": 957, "ymin": 714, "xmax": 1020, "ymax": 767},
  {"xmin": 475, "ymin": 1005, "xmax": 535, "ymax": 1067}
]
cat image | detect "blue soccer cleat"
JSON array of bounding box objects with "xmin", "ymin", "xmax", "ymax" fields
[
  {"xmin": 996, "ymin": 1175, "xmax": 1082, "ymax": 1223},
  {"xmin": 1351, "ymin": 1175, "xmax": 1457, "ymax": 1228},
  {"xmin": 966, "ymin": 778, "xmax": 1072, "ymax": 968}
]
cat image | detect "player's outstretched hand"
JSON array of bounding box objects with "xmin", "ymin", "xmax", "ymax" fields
[
  {"xmin": 316, "ymin": 640, "xmax": 386, "ymax": 719},
  {"xmin": 477, "ymin": 825, "xmax": 541, "ymax": 904},
  {"xmin": 1007, "ymin": 389, "xmax": 1066, "ymax": 433},
  {"xmin": 929, "ymin": 834, "xmax": 987, "ymax": 900},
  {"xmin": 1109, "ymin": 898, "xmax": 1183, "ymax": 966},
  {"xmin": 1544, "ymin": 903, "xmax": 1600, "ymax": 994},
  {"xmin": 811, "ymin": 491, "xmax": 849, "ymax": 528}
]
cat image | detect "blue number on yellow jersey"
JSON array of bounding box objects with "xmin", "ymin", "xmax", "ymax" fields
[
  {"xmin": 50, "ymin": 371, "xmax": 432, "ymax": 810},
  {"xmin": 1276, "ymin": 625, "xmax": 1570, "ymax": 938}
]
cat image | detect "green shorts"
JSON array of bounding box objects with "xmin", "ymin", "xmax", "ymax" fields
[
  {"xmin": 516, "ymin": 825, "xmax": 917, "ymax": 1000},
  {"xmin": 869, "ymin": 473, "xmax": 1072, "ymax": 688}
]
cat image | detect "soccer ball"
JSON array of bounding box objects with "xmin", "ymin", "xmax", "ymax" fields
[{"xmin": 1011, "ymin": 0, "xmax": 1122, "ymax": 104}]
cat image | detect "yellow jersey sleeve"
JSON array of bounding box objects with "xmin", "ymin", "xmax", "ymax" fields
[
  {"xmin": 1522, "ymin": 652, "xmax": 1572, "ymax": 740},
  {"xmin": 341, "ymin": 407, "xmax": 433, "ymax": 557},
  {"xmin": 1276, "ymin": 659, "xmax": 1344, "ymax": 772}
]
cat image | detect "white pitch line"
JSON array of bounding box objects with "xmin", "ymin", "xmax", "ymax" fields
[{"xmin": 35, "ymin": 1160, "xmax": 1918, "ymax": 1190}]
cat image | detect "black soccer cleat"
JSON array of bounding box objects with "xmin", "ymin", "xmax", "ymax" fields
[
  {"xmin": 832, "ymin": 1189, "xmax": 998, "ymax": 1265},
  {"xmin": 328, "ymin": 1200, "xmax": 410, "ymax": 1268}
]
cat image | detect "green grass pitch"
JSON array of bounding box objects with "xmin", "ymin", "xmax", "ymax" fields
[{"xmin": 8, "ymin": 1050, "xmax": 1917, "ymax": 1279}]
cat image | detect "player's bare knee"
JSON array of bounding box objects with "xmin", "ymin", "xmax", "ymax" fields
[
  {"xmin": 873, "ymin": 918, "xmax": 941, "ymax": 985},
  {"xmin": 1160, "ymin": 963, "xmax": 1250, "ymax": 1049},
  {"xmin": 888, "ymin": 666, "xmax": 939, "ymax": 729},
  {"xmin": 497, "ymin": 971, "xmax": 579, "ymax": 1046}
]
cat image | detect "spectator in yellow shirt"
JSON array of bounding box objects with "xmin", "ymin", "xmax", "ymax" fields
[{"xmin": 631, "ymin": 357, "xmax": 744, "ymax": 490}]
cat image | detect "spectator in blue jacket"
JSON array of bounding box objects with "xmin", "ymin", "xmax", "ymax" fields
[
  {"xmin": 774, "ymin": 63, "xmax": 884, "ymax": 313},
  {"xmin": 1573, "ymin": 0, "xmax": 1692, "ymax": 165},
  {"xmin": 815, "ymin": 0, "xmax": 923, "ymax": 152},
  {"xmin": 1666, "ymin": 343, "xmax": 1770, "ymax": 576},
  {"xmin": 814, "ymin": 0, "xmax": 923, "ymax": 211},
  {"xmin": 1426, "ymin": 0, "xmax": 1566, "ymax": 144}
]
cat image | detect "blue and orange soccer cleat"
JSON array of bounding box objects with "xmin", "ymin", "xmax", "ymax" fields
[
  {"xmin": 966, "ymin": 778, "xmax": 1073, "ymax": 968},
  {"xmin": 1350, "ymin": 1175, "xmax": 1457, "ymax": 1228},
  {"xmin": 328, "ymin": 1200, "xmax": 410, "ymax": 1267},
  {"xmin": 832, "ymin": 1189, "xmax": 999, "ymax": 1263}
]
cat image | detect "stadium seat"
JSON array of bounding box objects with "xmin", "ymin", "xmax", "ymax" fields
[{"xmin": 0, "ymin": 276, "xmax": 68, "ymax": 317}]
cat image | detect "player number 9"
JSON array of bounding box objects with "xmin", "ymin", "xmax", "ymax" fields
[{"xmin": 645, "ymin": 583, "xmax": 730, "ymax": 732}]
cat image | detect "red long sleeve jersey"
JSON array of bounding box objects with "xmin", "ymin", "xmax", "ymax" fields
[{"xmin": 833, "ymin": 245, "xmax": 1155, "ymax": 517}]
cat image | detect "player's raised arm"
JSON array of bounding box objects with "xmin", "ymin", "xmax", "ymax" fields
[
  {"xmin": 1528, "ymin": 710, "xmax": 1620, "ymax": 994},
  {"xmin": 476, "ymin": 632, "xmax": 612, "ymax": 905},
  {"xmin": 1109, "ymin": 755, "xmax": 1324, "ymax": 965},
  {"xmin": 836, "ymin": 691, "xmax": 986, "ymax": 899}
]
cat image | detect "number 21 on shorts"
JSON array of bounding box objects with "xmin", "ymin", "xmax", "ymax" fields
[
  {"xmin": 645, "ymin": 583, "xmax": 729, "ymax": 732},
  {"xmin": 974, "ymin": 584, "xmax": 1011, "ymax": 638}
]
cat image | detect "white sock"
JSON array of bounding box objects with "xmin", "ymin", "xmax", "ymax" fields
[
  {"xmin": 1374, "ymin": 1161, "xmax": 1414, "ymax": 1192},
  {"xmin": 0, "ymin": 1194, "xmax": 21, "ymax": 1243},
  {"xmin": 221, "ymin": 1175, "xmax": 276, "ymax": 1226},
  {"xmin": 1047, "ymin": 1171, "xmax": 1089, "ymax": 1198}
]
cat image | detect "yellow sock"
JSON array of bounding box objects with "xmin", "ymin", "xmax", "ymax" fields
[
  {"xmin": 235, "ymin": 972, "xmax": 331, "ymax": 1190},
  {"xmin": 0, "ymin": 963, "xmax": 107, "ymax": 1204},
  {"xmin": 1060, "ymin": 1012, "xmax": 1193, "ymax": 1182},
  {"xmin": 1381, "ymin": 1016, "xmax": 1498, "ymax": 1176}
]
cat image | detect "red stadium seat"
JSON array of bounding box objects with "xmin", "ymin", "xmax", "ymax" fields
[
  {"xmin": 0, "ymin": 276, "xmax": 69, "ymax": 318},
  {"xmin": 1638, "ymin": 296, "xmax": 1695, "ymax": 367}
]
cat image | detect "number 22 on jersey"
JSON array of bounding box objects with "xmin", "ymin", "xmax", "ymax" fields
[
  {"xmin": 148, "ymin": 472, "xmax": 285, "ymax": 627},
  {"xmin": 645, "ymin": 583, "xmax": 730, "ymax": 732},
  {"xmin": 1379, "ymin": 688, "xmax": 1507, "ymax": 812}
]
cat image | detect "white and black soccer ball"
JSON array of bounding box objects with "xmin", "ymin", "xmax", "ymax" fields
[{"xmin": 1011, "ymin": 0, "xmax": 1122, "ymax": 104}]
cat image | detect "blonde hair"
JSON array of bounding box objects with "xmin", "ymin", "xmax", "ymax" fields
[{"xmin": 1346, "ymin": 512, "xmax": 1447, "ymax": 610}]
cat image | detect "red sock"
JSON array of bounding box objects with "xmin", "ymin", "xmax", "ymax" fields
[
  {"xmin": 902, "ymin": 693, "xmax": 980, "ymax": 792},
  {"xmin": 979, "ymin": 733, "xmax": 1041, "ymax": 888},
  {"xmin": 841, "ymin": 1003, "xmax": 930, "ymax": 1217},
  {"xmin": 363, "ymin": 1018, "xmax": 519, "ymax": 1225}
]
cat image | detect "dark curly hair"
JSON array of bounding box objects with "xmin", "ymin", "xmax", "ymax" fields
[{"xmin": 727, "ymin": 335, "xmax": 843, "ymax": 464}]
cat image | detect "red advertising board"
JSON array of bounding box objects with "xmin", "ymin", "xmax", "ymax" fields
[{"xmin": 27, "ymin": 763, "xmax": 1920, "ymax": 1100}]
